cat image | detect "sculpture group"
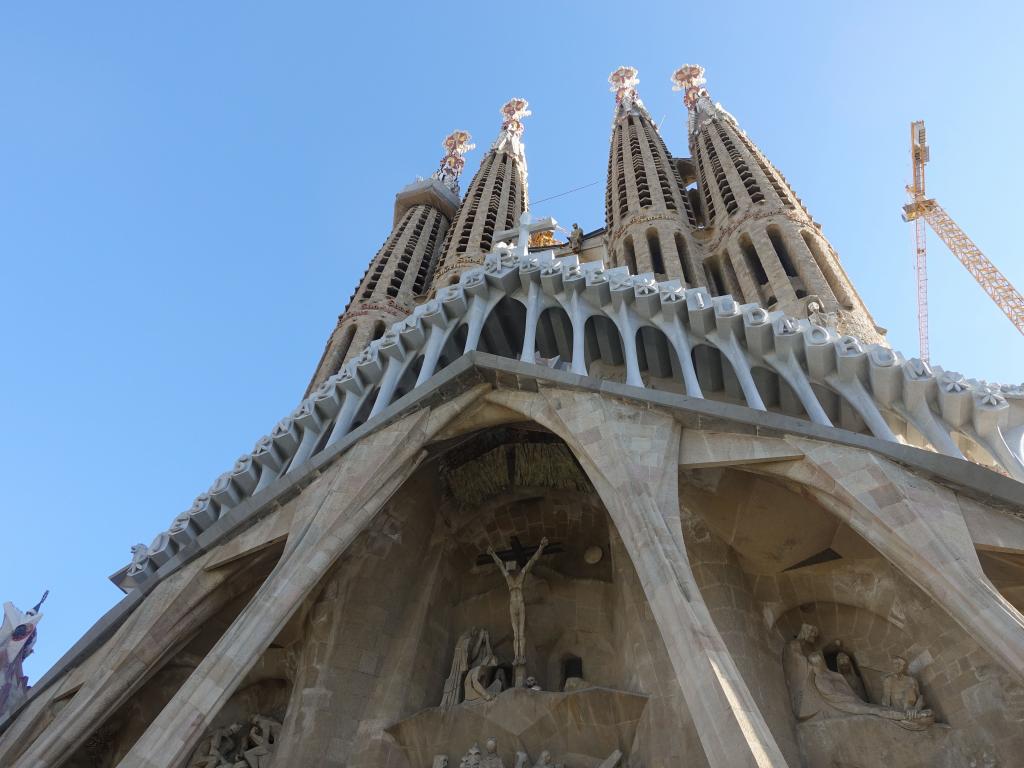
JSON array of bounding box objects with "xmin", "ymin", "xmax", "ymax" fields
[
  {"xmin": 191, "ymin": 714, "xmax": 281, "ymax": 768},
  {"xmin": 783, "ymin": 623, "xmax": 934, "ymax": 730},
  {"xmin": 433, "ymin": 738, "xmax": 621, "ymax": 768}
]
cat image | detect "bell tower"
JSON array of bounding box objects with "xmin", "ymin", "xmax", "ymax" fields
[
  {"xmin": 673, "ymin": 64, "xmax": 885, "ymax": 342},
  {"xmin": 305, "ymin": 132, "xmax": 472, "ymax": 392},
  {"xmin": 604, "ymin": 66, "xmax": 703, "ymax": 286},
  {"xmin": 429, "ymin": 99, "xmax": 531, "ymax": 289}
]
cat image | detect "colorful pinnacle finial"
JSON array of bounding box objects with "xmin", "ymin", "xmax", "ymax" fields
[
  {"xmin": 608, "ymin": 66, "xmax": 641, "ymax": 106},
  {"xmin": 499, "ymin": 98, "xmax": 531, "ymax": 140},
  {"xmin": 671, "ymin": 64, "xmax": 708, "ymax": 109},
  {"xmin": 433, "ymin": 130, "xmax": 476, "ymax": 194}
]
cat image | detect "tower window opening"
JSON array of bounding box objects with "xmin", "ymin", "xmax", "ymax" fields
[
  {"xmin": 801, "ymin": 230, "xmax": 851, "ymax": 306},
  {"xmin": 674, "ymin": 233, "xmax": 694, "ymax": 286},
  {"xmin": 371, "ymin": 321, "xmax": 386, "ymax": 341},
  {"xmin": 767, "ymin": 225, "xmax": 799, "ymax": 278},
  {"xmin": 331, "ymin": 323, "xmax": 357, "ymax": 375},
  {"xmin": 623, "ymin": 235, "xmax": 638, "ymax": 274},
  {"xmin": 739, "ymin": 234, "xmax": 769, "ymax": 286},
  {"xmin": 647, "ymin": 229, "xmax": 665, "ymax": 276},
  {"xmin": 706, "ymin": 258, "xmax": 725, "ymax": 294}
]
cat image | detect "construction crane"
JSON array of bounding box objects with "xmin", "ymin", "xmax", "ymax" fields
[{"xmin": 902, "ymin": 120, "xmax": 1024, "ymax": 363}]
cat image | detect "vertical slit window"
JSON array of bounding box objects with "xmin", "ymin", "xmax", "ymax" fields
[
  {"xmin": 739, "ymin": 234, "xmax": 769, "ymax": 285},
  {"xmin": 646, "ymin": 229, "xmax": 665, "ymax": 276}
]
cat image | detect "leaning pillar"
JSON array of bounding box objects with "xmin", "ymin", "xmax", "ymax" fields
[
  {"xmin": 112, "ymin": 390, "xmax": 483, "ymax": 768},
  {"xmin": 484, "ymin": 388, "xmax": 791, "ymax": 768}
]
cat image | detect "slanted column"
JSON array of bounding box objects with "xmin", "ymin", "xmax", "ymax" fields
[
  {"xmin": 484, "ymin": 389, "xmax": 790, "ymax": 768},
  {"xmin": 111, "ymin": 392, "xmax": 482, "ymax": 768}
]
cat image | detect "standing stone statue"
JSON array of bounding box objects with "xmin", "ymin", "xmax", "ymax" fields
[
  {"xmin": 568, "ymin": 223, "xmax": 584, "ymax": 254},
  {"xmin": 481, "ymin": 737, "xmax": 505, "ymax": 768},
  {"xmin": 836, "ymin": 651, "xmax": 867, "ymax": 701},
  {"xmin": 881, "ymin": 656, "xmax": 927, "ymax": 713},
  {"xmin": 782, "ymin": 623, "xmax": 819, "ymax": 720},
  {"xmin": 488, "ymin": 538, "xmax": 548, "ymax": 679}
]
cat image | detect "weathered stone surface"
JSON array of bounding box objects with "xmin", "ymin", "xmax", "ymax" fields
[{"xmin": 387, "ymin": 687, "xmax": 647, "ymax": 768}]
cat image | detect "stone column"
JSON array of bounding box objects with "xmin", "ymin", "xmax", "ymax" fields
[
  {"xmin": 484, "ymin": 388, "xmax": 790, "ymax": 768},
  {"xmin": 112, "ymin": 389, "xmax": 484, "ymax": 768},
  {"xmin": 6, "ymin": 550, "xmax": 268, "ymax": 768}
]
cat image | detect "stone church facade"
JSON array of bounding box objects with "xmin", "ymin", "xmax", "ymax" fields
[{"xmin": 3, "ymin": 66, "xmax": 1024, "ymax": 768}]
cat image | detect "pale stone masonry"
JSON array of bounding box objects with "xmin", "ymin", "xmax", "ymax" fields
[
  {"xmin": 4, "ymin": 66, "xmax": 1024, "ymax": 768},
  {"xmin": 306, "ymin": 177, "xmax": 458, "ymax": 392},
  {"xmin": 604, "ymin": 67, "xmax": 704, "ymax": 287},
  {"xmin": 679, "ymin": 69, "xmax": 885, "ymax": 343},
  {"xmin": 431, "ymin": 100, "xmax": 530, "ymax": 287}
]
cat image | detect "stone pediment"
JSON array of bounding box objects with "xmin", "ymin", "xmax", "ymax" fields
[{"xmin": 386, "ymin": 686, "xmax": 648, "ymax": 768}]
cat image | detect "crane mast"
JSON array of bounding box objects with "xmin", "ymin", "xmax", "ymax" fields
[{"xmin": 903, "ymin": 120, "xmax": 1024, "ymax": 363}]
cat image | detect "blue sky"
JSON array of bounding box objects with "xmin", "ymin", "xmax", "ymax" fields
[{"xmin": 3, "ymin": 1, "xmax": 1022, "ymax": 680}]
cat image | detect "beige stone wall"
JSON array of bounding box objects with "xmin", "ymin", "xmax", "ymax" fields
[
  {"xmin": 605, "ymin": 108, "xmax": 704, "ymax": 285},
  {"xmin": 432, "ymin": 149, "xmax": 525, "ymax": 287},
  {"xmin": 7, "ymin": 381, "xmax": 1024, "ymax": 768},
  {"xmin": 682, "ymin": 510, "xmax": 801, "ymax": 765},
  {"xmin": 307, "ymin": 202, "xmax": 450, "ymax": 392},
  {"xmin": 691, "ymin": 108, "xmax": 885, "ymax": 343}
]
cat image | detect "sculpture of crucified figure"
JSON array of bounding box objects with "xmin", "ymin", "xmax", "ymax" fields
[{"xmin": 487, "ymin": 537, "xmax": 548, "ymax": 666}]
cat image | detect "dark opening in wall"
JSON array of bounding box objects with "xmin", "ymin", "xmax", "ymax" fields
[
  {"xmin": 646, "ymin": 229, "xmax": 665, "ymax": 276},
  {"xmin": 739, "ymin": 235, "xmax": 769, "ymax": 286},
  {"xmin": 674, "ymin": 233, "xmax": 694, "ymax": 286},
  {"xmin": 623, "ymin": 235, "xmax": 638, "ymax": 274},
  {"xmin": 562, "ymin": 655, "xmax": 583, "ymax": 689},
  {"xmin": 767, "ymin": 225, "xmax": 798, "ymax": 278}
]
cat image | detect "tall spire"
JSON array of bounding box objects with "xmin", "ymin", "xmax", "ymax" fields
[
  {"xmin": 306, "ymin": 136, "xmax": 463, "ymax": 392},
  {"xmin": 604, "ymin": 66, "xmax": 703, "ymax": 286},
  {"xmin": 429, "ymin": 99, "xmax": 531, "ymax": 289},
  {"xmin": 671, "ymin": 64, "xmax": 885, "ymax": 343}
]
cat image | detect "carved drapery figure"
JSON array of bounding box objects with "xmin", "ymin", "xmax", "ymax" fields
[
  {"xmin": 782, "ymin": 622, "xmax": 819, "ymax": 719},
  {"xmin": 242, "ymin": 714, "xmax": 281, "ymax": 768},
  {"xmin": 190, "ymin": 715, "xmax": 281, "ymax": 768},
  {"xmin": 481, "ymin": 737, "xmax": 505, "ymax": 768},
  {"xmin": 800, "ymin": 651, "xmax": 934, "ymax": 730},
  {"xmin": 881, "ymin": 656, "xmax": 927, "ymax": 713},
  {"xmin": 464, "ymin": 652, "xmax": 503, "ymax": 702},
  {"xmin": 488, "ymin": 538, "xmax": 548, "ymax": 666},
  {"xmin": 192, "ymin": 723, "xmax": 243, "ymax": 768},
  {"xmin": 836, "ymin": 651, "xmax": 867, "ymax": 701},
  {"xmin": 459, "ymin": 743, "xmax": 483, "ymax": 768},
  {"xmin": 568, "ymin": 223, "xmax": 584, "ymax": 254},
  {"xmin": 442, "ymin": 628, "xmax": 491, "ymax": 709},
  {"xmin": 532, "ymin": 750, "xmax": 563, "ymax": 768}
]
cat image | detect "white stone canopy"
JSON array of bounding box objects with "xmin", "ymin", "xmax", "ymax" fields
[{"xmin": 116, "ymin": 246, "xmax": 1024, "ymax": 588}]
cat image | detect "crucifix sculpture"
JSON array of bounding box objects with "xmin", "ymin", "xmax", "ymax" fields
[
  {"xmin": 485, "ymin": 536, "xmax": 557, "ymax": 687},
  {"xmin": 494, "ymin": 211, "xmax": 558, "ymax": 261}
]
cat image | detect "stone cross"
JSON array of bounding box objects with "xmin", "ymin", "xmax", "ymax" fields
[
  {"xmin": 475, "ymin": 536, "xmax": 563, "ymax": 568},
  {"xmin": 494, "ymin": 211, "xmax": 558, "ymax": 261}
]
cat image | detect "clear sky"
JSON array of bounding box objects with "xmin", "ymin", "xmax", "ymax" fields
[{"xmin": 3, "ymin": 1, "xmax": 1022, "ymax": 681}]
